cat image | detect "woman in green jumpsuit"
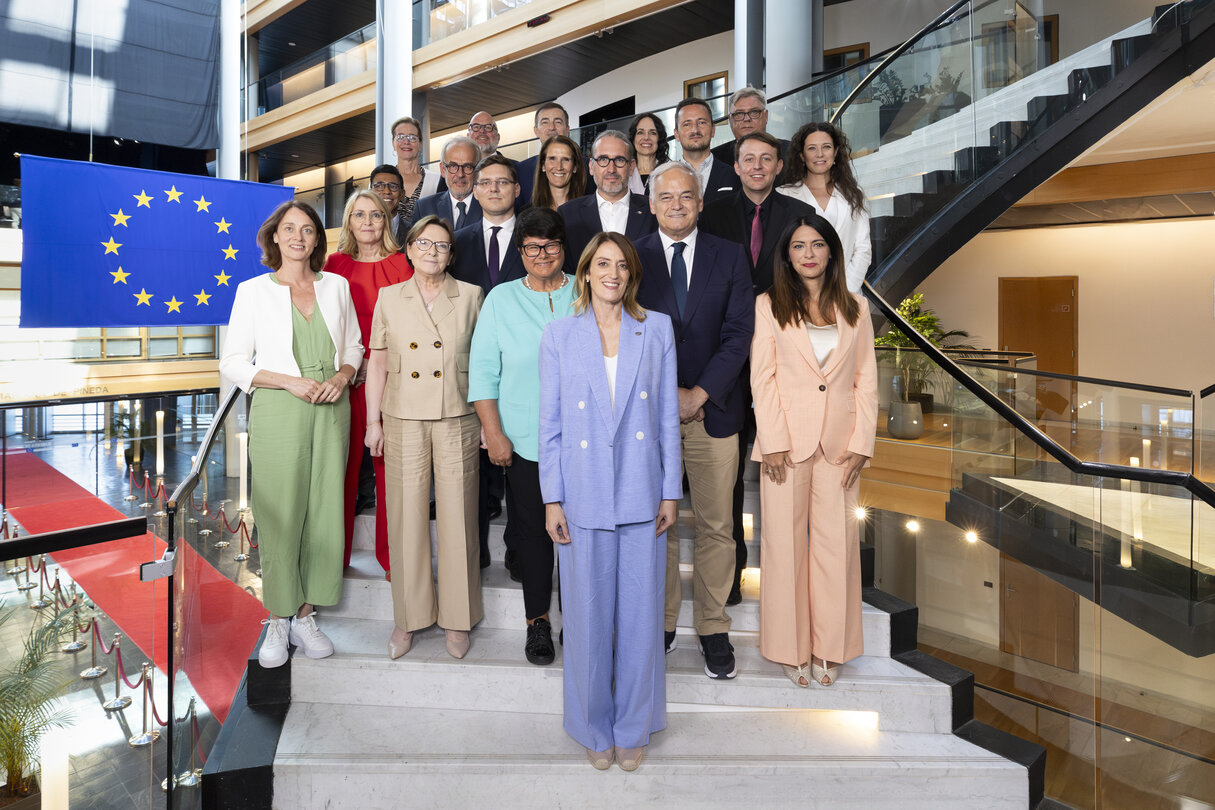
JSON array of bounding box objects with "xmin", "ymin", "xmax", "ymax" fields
[{"xmin": 220, "ymin": 201, "xmax": 365, "ymax": 668}]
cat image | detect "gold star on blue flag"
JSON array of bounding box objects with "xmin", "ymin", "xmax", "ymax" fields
[{"xmin": 19, "ymin": 155, "xmax": 295, "ymax": 326}]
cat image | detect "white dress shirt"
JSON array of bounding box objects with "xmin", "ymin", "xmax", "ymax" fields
[
  {"xmin": 682, "ymin": 154, "xmax": 715, "ymax": 197},
  {"xmin": 806, "ymin": 321, "xmax": 839, "ymax": 366},
  {"xmin": 776, "ymin": 182, "xmax": 872, "ymax": 293},
  {"xmin": 596, "ymin": 192, "xmax": 630, "ymax": 234},
  {"xmin": 481, "ymin": 215, "xmax": 516, "ymax": 264},
  {"xmin": 657, "ymin": 228, "xmax": 699, "ymax": 287},
  {"xmin": 449, "ymin": 192, "xmax": 474, "ymax": 226}
]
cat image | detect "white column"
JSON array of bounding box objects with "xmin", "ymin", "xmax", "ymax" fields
[
  {"xmin": 218, "ymin": 0, "xmax": 241, "ymax": 180},
  {"xmin": 763, "ymin": 0, "xmax": 819, "ymax": 97},
  {"xmin": 734, "ymin": 0, "xmax": 764, "ymax": 92},
  {"xmin": 376, "ymin": 0, "xmax": 415, "ymax": 165}
]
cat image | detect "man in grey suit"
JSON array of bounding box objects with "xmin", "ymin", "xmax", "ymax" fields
[{"xmin": 414, "ymin": 136, "xmax": 483, "ymax": 231}]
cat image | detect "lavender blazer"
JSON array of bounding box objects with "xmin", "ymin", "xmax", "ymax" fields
[{"xmin": 539, "ymin": 308, "xmax": 683, "ymax": 531}]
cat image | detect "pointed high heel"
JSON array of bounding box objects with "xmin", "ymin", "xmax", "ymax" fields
[
  {"xmin": 444, "ymin": 628, "xmax": 470, "ymax": 659},
  {"xmin": 388, "ymin": 626, "xmax": 413, "ymax": 659},
  {"xmin": 811, "ymin": 657, "xmax": 840, "ymax": 686}
]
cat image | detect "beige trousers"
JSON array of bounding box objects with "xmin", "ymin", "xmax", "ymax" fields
[
  {"xmin": 383, "ymin": 413, "xmax": 483, "ymax": 632},
  {"xmin": 758, "ymin": 449, "xmax": 864, "ymax": 666},
  {"xmin": 665, "ymin": 420, "xmax": 738, "ymax": 636}
]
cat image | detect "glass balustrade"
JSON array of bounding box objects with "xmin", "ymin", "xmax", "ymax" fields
[{"xmin": 253, "ymin": 23, "xmax": 378, "ymax": 117}]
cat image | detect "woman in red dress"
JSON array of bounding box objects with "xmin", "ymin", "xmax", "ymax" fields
[{"xmin": 323, "ymin": 190, "xmax": 413, "ymax": 575}]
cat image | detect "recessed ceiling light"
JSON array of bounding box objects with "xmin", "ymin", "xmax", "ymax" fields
[
  {"xmin": 290, "ymin": 154, "xmax": 300, "ymax": 158},
  {"xmin": 288, "ymin": 41, "xmax": 297, "ymax": 46}
]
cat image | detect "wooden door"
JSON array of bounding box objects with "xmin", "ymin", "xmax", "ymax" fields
[
  {"xmin": 999, "ymin": 554, "xmax": 1079, "ymax": 672},
  {"xmin": 998, "ymin": 276, "xmax": 1078, "ymax": 445}
]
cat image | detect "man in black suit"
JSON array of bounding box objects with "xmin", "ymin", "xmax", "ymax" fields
[
  {"xmin": 710, "ymin": 87, "xmax": 791, "ymax": 171},
  {"xmin": 634, "ymin": 162, "xmax": 755, "ymax": 681},
  {"xmin": 368, "ymin": 164, "xmax": 409, "ymax": 247},
  {"xmin": 700, "ymin": 130, "xmax": 816, "ymax": 605},
  {"xmin": 468, "ymin": 111, "xmax": 506, "ymax": 159},
  {"xmin": 674, "ymin": 97, "xmax": 736, "ymax": 207},
  {"xmin": 557, "ymin": 129, "xmax": 656, "ymax": 270},
  {"xmin": 414, "ymin": 136, "xmax": 482, "ymax": 230},
  {"xmin": 450, "ymin": 153, "xmax": 524, "ymax": 573},
  {"xmin": 516, "ymin": 102, "xmax": 570, "ymax": 206}
]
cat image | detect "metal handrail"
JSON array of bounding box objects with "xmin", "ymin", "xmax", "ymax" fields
[
  {"xmin": 863, "ymin": 280, "xmax": 1215, "ymax": 507},
  {"xmin": 165, "ymin": 385, "xmax": 243, "ymax": 550}
]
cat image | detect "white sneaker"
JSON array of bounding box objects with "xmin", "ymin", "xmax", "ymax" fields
[
  {"xmin": 290, "ymin": 612, "xmax": 334, "ymax": 659},
  {"xmin": 258, "ymin": 618, "xmax": 290, "ymax": 668}
]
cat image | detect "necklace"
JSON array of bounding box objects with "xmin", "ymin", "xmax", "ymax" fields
[{"xmin": 522, "ymin": 273, "xmax": 569, "ymax": 312}]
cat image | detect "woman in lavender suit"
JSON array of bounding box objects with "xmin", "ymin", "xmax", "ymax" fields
[{"xmin": 539, "ymin": 232, "xmax": 682, "ymax": 772}]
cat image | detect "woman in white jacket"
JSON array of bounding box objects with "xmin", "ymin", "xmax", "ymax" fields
[{"xmin": 219, "ymin": 201, "xmax": 363, "ymax": 669}]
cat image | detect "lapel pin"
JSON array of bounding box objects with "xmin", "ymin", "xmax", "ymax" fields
[{"xmin": 635, "ymin": 331, "xmax": 641, "ymax": 335}]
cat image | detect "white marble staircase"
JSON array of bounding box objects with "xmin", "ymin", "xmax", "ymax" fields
[{"xmin": 269, "ymin": 491, "xmax": 1033, "ymax": 809}]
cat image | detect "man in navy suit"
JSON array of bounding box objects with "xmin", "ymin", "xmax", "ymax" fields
[
  {"xmin": 710, "ymin": 87, "xmax": 791, "ymax": 172},
  {"xmin": 557, "ymin": 129, "xmax": 656, "ymax": 271},
  {"xmin": 516, "ymin": 102, "xmax": 570, "ymax": 206},
  {"xmin": 674, "ymin": 97, "xmax": 737, "ymax": 207},
  {"xmin": 634, "ymin": 162, "xmax": 755, "ymax": 681},
  {"xmin": 414, "ymin": 136, "xmax": 482, "ymax": 231},
  {"xmin": 451, "ymin": 152, "xmax": 525, "ymax": 573},
  {"xmin": 700, "ymin": 131, "xmax": 815, "ymax": 604}
]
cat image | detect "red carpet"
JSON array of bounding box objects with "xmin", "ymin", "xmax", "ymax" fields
[{"xmin": 4, "ymin": 451, "xmax": 264, "ymax": 723}]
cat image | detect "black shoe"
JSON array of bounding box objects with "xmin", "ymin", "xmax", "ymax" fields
[
  {"xmin": 504, "ymin": 549, "xmax": 522, "ymax": 583},
  {"xmin": 664, "ymin": 629, "xmax": 677, "ymax": 655},
  {"xmin": 480, "ymin": 547, "xmax": 491, "ymax": 569},
  {"xmin": 558, "ymin": 628, "xmax": 563, "ymax": 646},
  {"xmin": 525, "ymin": 618, "xmax": 555, "ymax": 665},
  {"xmin": 487, "ymin": 498, "xmax": 502, "ymax": 521},
  {"xmin": 698, "ymin": 633, "xmax": 737, "ymax": 679},
  {"xmin": 726, "ymin": 576, "xmax": 743, "ymax": 606}
]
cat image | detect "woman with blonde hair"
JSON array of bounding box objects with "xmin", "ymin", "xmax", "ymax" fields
[
  {"xmin": 324, "ymin": 190, "xmax": 413, "ymax": 577},
  {"xmin": 540, "ymin": 232, "xmax": 681, "ymax": 771}
]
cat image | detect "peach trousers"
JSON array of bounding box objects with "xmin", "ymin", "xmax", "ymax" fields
[{"xmin": 758, "ymin": 448, "xmax": 863, "ymax": 666}]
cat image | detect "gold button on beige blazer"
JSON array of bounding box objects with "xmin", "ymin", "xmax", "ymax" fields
[{"xmin": 369, "ymin": 274, "xmax": 484, "ymax": 420}]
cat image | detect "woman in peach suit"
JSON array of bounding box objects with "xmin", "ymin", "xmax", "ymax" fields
[{"xmin": 750, "ymin": 213, "xmax": 878, "ymax": 687}]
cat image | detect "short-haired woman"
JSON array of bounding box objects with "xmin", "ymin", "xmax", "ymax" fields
[
  {"xmin": 324, "ymin": 190, "xmax": 413, "ymax": 577},
  {"xmin": 540, "ymin": 232, "xmax": 681, "ymax": 771},
  {"xmin": 777, "ymin": 123, "xmax": 871, "ymax": 292},
  {"xmin": 750, "ymin": 213, "xmax": 878, "ymax": 687},
  {"xmin": 365, "ymin": 215, "xmax": 485, "ymax": 660},
  {"xmin": 220, "ymin": 200, "xmax": 363, "ymax": 668}
]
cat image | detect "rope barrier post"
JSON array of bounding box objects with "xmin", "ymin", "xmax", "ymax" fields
[
  {"xmin": 172, "ymin": 697, "xmax": 203, "ymax": 789},
  {"xmin": 124, "ymin": 467, "xmax": 139, "ymax": 502},
  {"xmin": 5, "ymin": 534, "xmax": 22, "ymax": 575},
  {"xmin": 16, "ymin": 557, "xmax": 35, "ymax": 591},
  {"xmin": 29, "ymin": 555, "xmax": 51, "ymax": 609},
  {"xmin": 62, "ymin": 601, "xmax": 87, "ymax": 653},
  {"xmin": 153, "ymin": 473, "xmax": 167, "ymax": 517},
  {"xmin": 233, "ymin": 513, "xmax": 249, "ymax": 562},
  {"xmin": 80, "ymin": 623, "xmax": 108, "ymax": 680},
  {"xmin": 128, "ymin": 663, "xmax": 161, "ymax": 747},
  {"xmin": 208, "ymin": 506, "xmax": 226, "ymax": 547},
  {"xmin": 138, "ymin": 471, "xmax": 154, "ymax": 509},
  {"xmin": 102, "ymin": 635, "xmax": 133, "ymax": 712}
]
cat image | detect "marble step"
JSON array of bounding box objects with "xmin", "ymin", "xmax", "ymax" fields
[
  {"xmin": 273, "ymin": 704, "xmax": 1027, "ymax": 810},
  {"xmin": 290, "ymin": 620, "xmax": 951, "ymax": 733},
  {"xmin": 330, "ymin": 550, "xmax": 894, "ymax": 659}
]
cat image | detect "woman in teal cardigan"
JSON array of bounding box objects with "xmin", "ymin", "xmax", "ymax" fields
[{"xmin": 468, "ymin": 207, "xmax": 576, "ymax": 666}]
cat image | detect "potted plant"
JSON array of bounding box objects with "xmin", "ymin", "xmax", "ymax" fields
[
  {"xmin": 0, "ymin": 605, "xmax": 75, "ymax": 808},
  {"xmin": 875, "ymin": 293, "xmax": 976, "ymax": 438}
]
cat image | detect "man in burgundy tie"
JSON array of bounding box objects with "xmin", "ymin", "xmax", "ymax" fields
[{"xmin": 700, "ymin": 131, "xmax": 815, "ymax": 605}]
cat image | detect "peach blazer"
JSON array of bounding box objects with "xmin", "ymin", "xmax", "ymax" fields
[{"xmin": 750, "ymin": 292, "xmax": 878, "ymax": 464}]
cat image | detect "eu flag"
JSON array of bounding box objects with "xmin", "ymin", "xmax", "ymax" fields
[{"xmin": 19, "ymin": 156, "xmax": 296, "ymax": 327}]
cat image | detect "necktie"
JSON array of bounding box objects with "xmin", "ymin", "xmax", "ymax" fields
[
  {"xmin": 671, "ymin": 241, "xmax": 688, "ymax": 318},
  {"xmin": 456, "ymin": 200, "xmax": 467, "ymax": 230},
  {"xmin": 749, "ymin": 204, "xmax": 763, "ymax": 268},
  {"xmin": 488, "ymin": 226, "xmax": 502, "ymax": 285}
]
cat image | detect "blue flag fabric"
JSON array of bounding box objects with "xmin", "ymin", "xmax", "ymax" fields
[{"xmin": 20, "ymin": 156, "xmax": 295, "ymax": 327}]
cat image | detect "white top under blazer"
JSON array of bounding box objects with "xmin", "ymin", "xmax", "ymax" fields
[
  {"xmin": 219, "ymin": 271, "xmax": 364, "ymax": 394},
  {"xmin": 776, "ymin": 183, "xmax": 872, "ymax": 294}
]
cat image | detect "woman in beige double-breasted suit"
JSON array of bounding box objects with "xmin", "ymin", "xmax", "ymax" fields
[
  {"xmin": 750, "ymin": 213, "xmax": 878, "ymax": 687},
  {"xmin": 365, "ymin": 215, "xmax": 485, "ymax": 660}
]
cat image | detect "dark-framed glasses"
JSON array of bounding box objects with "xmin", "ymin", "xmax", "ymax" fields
[
  {"xmin": 371, "ymin": 181, "xmax": 402, "ymax": 192},
  {"xmin": 730, "ymin": 109, "xmax": 765, "ymax": 122},
  {"xmin": 592, "ymin": 155, "xmax": 630, "ymax": 168},
  {"xmin": 443, "ymin": 162, "xmax": 476, "ymax": 175},
  {"xmin": 520, "ymin": 241, "xmax": 563, "ymax": 257},
  {"xmin": 469, "ymin": 122, "xmax": 498, "ymax": 133}
]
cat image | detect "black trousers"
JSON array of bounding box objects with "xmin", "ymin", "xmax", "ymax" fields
[
  {"xmin": 731, "ymin": 400, "xmax": 756, "ymax": 581},
  {"xmin": 505, "ymin": 454, "xmax": 556, "ymax": 621},
  {"xmin": 479, "ymin": 450, "xmax": 519, "ymax": 560}
]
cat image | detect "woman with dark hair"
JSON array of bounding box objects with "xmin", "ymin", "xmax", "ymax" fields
[
  {"xmin": 220, "ymin": 200, "xmax": 363, "ymax": 669},
  {"xmin": 531, "ymin": 135, "xmax": 587, "ymax": 211},
  {"xmin": 750, "ymin": 213, "xmax": 878, "ymax": 687},
  {"xmin": 628, "ymin": 113, "xmax": 670, "ymax": 195},
  {"xmin": 364, "ymin": 215, "xmax": 484, "ymax": 661},
  {"xmin": 539, "ymin": 232, "xmax": 681, "ymax": 771},
  {"xmin": 323, "ymin": 190, "xmax": 413, "ymax": 578},
  {"xmin": 468, "ymin": 207, "xmax": 576, "ymax": 666},
  {"xmin": 777, "ymin": 123, "xmax": 871, "ymax": 292}
]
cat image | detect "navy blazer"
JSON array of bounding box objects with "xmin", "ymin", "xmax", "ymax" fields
[
  {"xmin": 701, "ymin": 157, "xmax": 738, "ymax": 207},
  {"xmin": 558, "ymin": 193, "xmax": 657, "ymax": 273},
  {"xmin": 700, "ymin": 190, "xmax": 816, "ymax": 295},
  {"xmin": 633, "ymin": 230, "xmax": 756, "ymax": 438},
  {"xmin": 538, "ymin": 308, "xmax": 683, "ymax": 530},
  {"xmin": 414, "ymin": 191, "xmax": 483, "ymax": 232},
  {"xmin": 450, "ymin": 221, "xmax": 525, "ymax": 294},
  {"xmin": 516, "ymin": 154, "xmax": 540, "ymax": 208}
]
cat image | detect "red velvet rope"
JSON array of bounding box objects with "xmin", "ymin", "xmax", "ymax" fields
[
  {"xmin": 92, "ymin": 624, "xmax": 116, "ymax": 655},
  {"xmin": 114, "ymin": 644, "xmax": 146, "ymax": 690},
  {"xmin": 146, "ymin": 676, "xmax": 168, "ymax": 727}
]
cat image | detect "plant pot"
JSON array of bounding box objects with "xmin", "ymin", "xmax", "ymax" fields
[
  {"xmin": 908, "ymin": 391, "xmax": 934, "ymax": 414},
  {"xmin": 887, "ymin": 401, "xmax": 925, "ymax": 440},
  {"xmin": 0, "ymin": 776, "xmax": 40, "ymax": 809}
]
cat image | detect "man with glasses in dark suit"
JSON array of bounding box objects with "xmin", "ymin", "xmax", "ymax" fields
[{"xmin": 414, "ymin": 137, "xmax": 483, "ymax": 231}]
